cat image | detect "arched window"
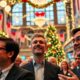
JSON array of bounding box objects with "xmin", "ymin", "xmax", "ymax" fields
[
  {"xmin": 26, "ymin": 3, "xmax": 54, "ymax": 26},
  {"xmin": 12, "ymin": 2, "xmax": 65, "ymax": 26},
  {"xmin": 12, "ymin": 3, "xmax": 23, "ymax": 26},
  {"xmin": 56, "ymin": 2, "xmax": 66, "ymax": 24}
]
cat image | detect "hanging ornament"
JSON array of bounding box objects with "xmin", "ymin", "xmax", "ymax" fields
[
  {"xmin": 22, "ymin": 0, "xmax": 28, "ymax": 2},
  {"xmin": 54, "ymin": 0, "xmax": 61, "ymax": 2},
  {"xmin": 35, "ymin": 12, "xmax": 45, "ymax": 17}
]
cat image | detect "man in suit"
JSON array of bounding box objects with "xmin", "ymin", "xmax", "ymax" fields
[
  {"xmin": 0, "ymin": 36, "xmax": 33, "ymax": 80},
  {"xmin": 58, "ymin": 28, "xmax": 80, "ymax": 80},
  {"xmin": 22, "ymin": 33, "xmax": 61, "ymax": 80}
]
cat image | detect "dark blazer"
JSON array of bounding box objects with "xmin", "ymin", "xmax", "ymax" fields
[
  {"xmin": 72, "ymin": 65, "xmax": 80, "ymax": 78},
  {"xmin": 5, "ymin": 65, "xmax": 34, "ymax": 80},
  {"xmin": 22, "ymin": 60, "xmax": 61, "ymax": 80}
]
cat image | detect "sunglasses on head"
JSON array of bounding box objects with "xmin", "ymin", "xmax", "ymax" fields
[{"xmin": 73, "ymin": 36, "xmax": 80, "ymax": 42}]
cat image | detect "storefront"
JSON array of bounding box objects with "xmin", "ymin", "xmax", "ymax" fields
[{"xmin": 64, "ymin": 37, "xmax": 74, "ymax": 62}]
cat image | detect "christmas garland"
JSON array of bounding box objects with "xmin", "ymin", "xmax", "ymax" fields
[
  {"xmin": 27, "ymin": 0, "xmax": 53, "ymax": 8},
  {"xmin": 6, "ymin": 0, "xmax": 62, "ymax": 8}
]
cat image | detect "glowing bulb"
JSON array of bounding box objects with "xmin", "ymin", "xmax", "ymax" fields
[
  {"xmin": 5, "ymin": 5, "xmax": 11, "ymax": 12},
  {"xmin": 0, "ymin": 1, "xmax": 7, "ymax": 7}
]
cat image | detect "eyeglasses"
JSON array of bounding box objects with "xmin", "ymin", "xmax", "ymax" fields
[
  {"xmin": 32, "ymin": 40, "xmax": 45, "ymax": 44},
  {"xmin": 73, "ymin": 36, "xmax": 80, "ymax": 43},
  {"xmin": 0, "ymin": 47, "xmax": 6, "ymax": 50}
]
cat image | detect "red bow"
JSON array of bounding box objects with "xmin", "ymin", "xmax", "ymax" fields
[
  {"xmin": 35, "ymin": 12, "xmax": 45, "ymax": 17},
  {"xmin": 54, "ymin": 0, "xmax": 61, "ymax": 2},
  {"xmin": 22, "ymin": 0, "xmax": 28, "ymax": 2}
]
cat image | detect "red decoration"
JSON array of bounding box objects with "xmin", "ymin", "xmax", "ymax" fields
[
  {"xmin": 59, "ymin": 33, "xmax": 65, "ymax": 42},
  {"xmin": 7, "ymin": 22, "xmax": 11, "ymax": 28},
  {"xmin": 21, "ymin": 34, "xmax": 24, "ymax": 38},
  {"xmin": 11, "ymin": 31, "xmax": 16, "ymax": 36},
  {"xmin": 35, "ymin": 12, "xmax": 45, "ymax": 17},
  {"xmin": 0, "ymin": 14, "xmax": 3, "ymax": 20},
  {"xmin": 54, "ymin": 0, "xmax": 61, "ymax": 2},
  {"xmin": 22, "ymin": 0, "xmax": 28, "ymax": 2}
]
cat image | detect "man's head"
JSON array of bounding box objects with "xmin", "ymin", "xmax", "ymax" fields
[
  {"xmin": 31, "ymin": 33, "xmax": 47, "ymax": 57},
  {"xmin": 15, "ymin": 55, "xmax": 22, "ymax": 66},
  {"xmin": 48, "ymin": 57, "xmax": 57, "ymax": 65},
  {"xmin": 0, "ymin": 37, "xmax": 19, "ymax": 68},
  {"xmin": 74, "ymin": 54, "xmax": 80, "ymax": 65},
  {"xmin": 72, "ymin": 28, "xmax": 80, "ymax": 54}
]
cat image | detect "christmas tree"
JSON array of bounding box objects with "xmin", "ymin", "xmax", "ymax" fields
[
  {"xmin": 45, "ymin": 25, "xmax": 64, "ymax": 64},
  {"xmin": 0, "ymin": 31, "xmax": 9, "ymax": 38}
]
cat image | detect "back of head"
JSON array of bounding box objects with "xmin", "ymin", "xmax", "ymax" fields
[
  {"xmin": 0, "ymin": 37, "xmax": 19, "ymax": 62},
  {"xmin": 72, "ymin": 28, "xmax": 80, "ymax": 36},
  {"xmin": 48, "ymin": 57, "xmax": 57, "ymax": 65}
]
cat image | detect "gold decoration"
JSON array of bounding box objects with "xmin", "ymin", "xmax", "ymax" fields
[
  {"xmin": 27, "ymin": 0, "xmax": 53, "ymax": 8},
  {"xmin": 5, "ymin": 0, "xmax": 63, "ymax": 8}
]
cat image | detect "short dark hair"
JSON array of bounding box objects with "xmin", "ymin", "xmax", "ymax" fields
[
  {"xmin": 31, "ymin": 33, "xmax": 46, "ymax": 41},
  {"xmin": 31, "ymin": 33, "xmax": 47, "ymax": 44},
  {"xmin": 0, "ymin": 37, "xmax": 19, "ymax": 62},
  {"xmin": 72, "ymin": 28, "xmax": 80, "ymax": 36}
]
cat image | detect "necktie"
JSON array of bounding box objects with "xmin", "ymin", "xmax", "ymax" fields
[{"xmin": 0, "ymin": 71, "xmax": 2, "ymax": 78}]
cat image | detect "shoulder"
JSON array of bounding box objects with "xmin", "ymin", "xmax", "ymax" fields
[
  {"xmin": 21, "ymin": 61, "xmax": 33, "ymax": 69},
  {"xmin": 45, "ymin": 61, "xmax": 61, "ymax": 73},
  {"xmin": 15, "ymin": 66, "xmax": 34, "ymax": 80}
]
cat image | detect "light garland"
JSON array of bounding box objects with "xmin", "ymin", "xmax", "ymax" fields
[{"xmin": 5, "ymin": 0, "xmax": 63, "ymax": 8}]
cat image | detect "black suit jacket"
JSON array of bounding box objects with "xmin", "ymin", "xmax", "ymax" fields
[
  {"xmin": 5, "ymin": 65, "xmax": 34, "ymax": 80},
  {"xmin": 72, "ymin": 65, "xmax": 80, "ymax": 78},
  {"xmin": 22, "ymin": 60, "xmax": 61, "ymax": 80}
]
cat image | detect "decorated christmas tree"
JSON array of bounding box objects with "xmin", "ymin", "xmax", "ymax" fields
[
  {"xmin": 45, "ymin": 25, "xmax": 65, "ymax": 64},
  {"xmin": 0, "ymin": 31, "xmax": 9, "ymax": 38}
]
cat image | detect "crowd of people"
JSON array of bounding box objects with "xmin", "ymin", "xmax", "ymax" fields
[{"xmin": 0, "ymin": 27, "xmax": 80, "ymax": 80}]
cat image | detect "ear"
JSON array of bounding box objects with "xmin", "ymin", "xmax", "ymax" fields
[{"xmin": 8, "ymin": 51, "xmax": 14, "ymax": 58}]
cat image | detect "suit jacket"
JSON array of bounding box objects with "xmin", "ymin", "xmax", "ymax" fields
[
  {"xmin": 72, "ymin": 65, "xmax": 80, "ymax": 78},
  {"xmin": 5, "ymin": 65, "xmax": 34, "ymax": 80},
  {"xmin": 22, "ymin": 60, "xmax": 61, "ymax": 80}
]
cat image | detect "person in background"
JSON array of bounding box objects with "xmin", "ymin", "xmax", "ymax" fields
[
  {"xmin": 58, "ymin": 28, "xmax": 80, "ymax": 80},
  {"xmin": 0, "ymin": 37, "xmax": 33, "ymax": 80},
  {"xmin": 22, "ymin": 33, "xmax": 61, "ymax": 80},
  {"xmin": 60, "ymin": 61, "xmax": 71, "ymax": 77},
  {"xmin": 15, "ymin": 55, "xmax": 22, "ymax": 66},
  {"xmin": 48, "ymin": 57, "xmax": 57, "ymax": 65},
  {"xmin": 72, "ymin": 54, "xmax": 80, "ymax": 78},
  {"xmin": 71, "ymin": 28, "xmax": 80, "ymax": 79},
  {"xmin": 70, "ymin": 61, "xmax": 77, "ymax": 70}
]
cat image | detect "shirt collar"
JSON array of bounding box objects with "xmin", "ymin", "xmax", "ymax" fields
[
  {"xmin": 33, "ymin": 59, "xmax": 45, "ymax": 66},
  {"xmin": 2, "ymin": 63, "xmax": 14, "ymax": 74}
]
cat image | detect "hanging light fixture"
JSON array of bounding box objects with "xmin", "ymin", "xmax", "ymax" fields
[
  {"xmin": 0, "ymin": 0, "xmax": 7, "ymax": 7},
  {"xmin": 5, "ymin": 5, "xmax": 11, "ymax": 12}
]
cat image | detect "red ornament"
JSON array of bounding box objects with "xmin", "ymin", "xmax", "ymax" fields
[
  {"xmin": 54, "ymin": 0, "xmax": 61, "ymax": 2},
  {"xmin": 7, "ymin": 22, "xmax": 11, "ymax": 28},
  {"xmin": 22, "ymin": 0, "xmax": 28, "ymax": 2},
  {"xmin": 40, "ymin": 12, "xmax": 45, "ymax": 16},
  {"xmin": 0, "ymin": 14, "xmax": 3, "ymax": 20},
  {"xmin": 35, "ymin": 12, "xmax": 45, "ymax": 17},
  {"xmin": 11, "ymin": 31, "xmax": 16, "ymax": 36},
  {"xmin": 35, "ymin": 12, "xmax": 40, "ymax": 17}
]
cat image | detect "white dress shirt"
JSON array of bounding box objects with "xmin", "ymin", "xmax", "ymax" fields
[
  {"xmin": 0, "ymin": 63, "xmax": 14, "ymax": 80},
  {"xmin": 33, "ymin": 60, "xmax": 44, "ymax": 80}
]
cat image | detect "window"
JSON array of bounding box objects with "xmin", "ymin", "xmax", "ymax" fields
[
  {"xmin": 26, "ymin": 3, "xmax": 54, "ymax": 26},
  {"xmin": 12, "ymin": 3, "xmax": 23, "ymax": 26},
  {"xmin": 12, "ymin": 2, "xmax": 65, "ymax": 26},
  {"xmin": 57, "ymin": 2, "xmax": 66, "ymax": 24}
]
